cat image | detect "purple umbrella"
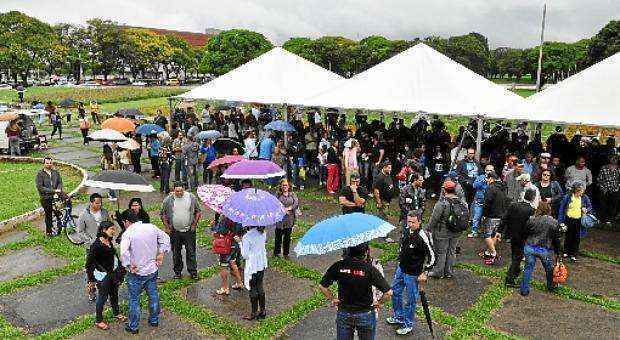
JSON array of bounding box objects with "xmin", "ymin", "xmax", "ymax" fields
[
  {"xmin": 221, "ymin": 160, "xmax": 285, "ymax": 179},
  {"xmin": 197, "ymin": 184, "xmax": 233, "ymax": 214},
  {"xmin": 221, "ymin": 189, "xmax": 286, "ymax": 227}
]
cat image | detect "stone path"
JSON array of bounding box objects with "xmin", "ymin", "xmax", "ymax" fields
[{"xmin": 0, "ymin": 124, "xmax": 618, "ymax": 338}]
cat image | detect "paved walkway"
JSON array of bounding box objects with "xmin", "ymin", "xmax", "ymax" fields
[{"xmin": 0, "ymin": 125, "xmax": 618, "ymax": 339}]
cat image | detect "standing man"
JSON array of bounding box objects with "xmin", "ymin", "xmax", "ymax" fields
[
  {"xmin": 147, "ymin": 136, "xmax": 161, "ymax": 179},
  {"xmin": 481, "ymin": 172, "xmax": 509, "ymax": 264},
  {"xmin": 172, "ymin": 132, "xmax": 186, "ymax": 183},
  {"xmin": 456, "ymin": 148, "xmax": 480, "ymax": 204},
  {"xmin": 505, "ymin": 161, "xmax": 525, "ymax": 203},
  {"xmin": 200, "ymin": 138, "xmax": 217, "ymax": 184},
  {"xmin": 35, "ymin": 157, "xmax": 64, "ymax": 236},
  {"xmin": 597, "ymin": 156, "xmax": 620, "ymax": 224},
  {"xmin": 16, "ymin": 84, "xmax": 25, "ymax": 103},
  {"xmin": 90, "ymin": 100, "xmax": 100, "ymax": 125},
  {"xmin": 182, "ymin": 136, "xmax": 200, "ymax": 191},
  {"xmin": 372, "ymin": 161, "xmax": 394, "ymax": 220},
  {"xmin": 469, "ymin": 164, "xmax": 495, "ymax": 238},
  {"xmin": 565, "ymin": 156, "xmax": 593, "ymax": 191},
  {"xmin": 160, "ymin": 182, "xmax": 201, "ymax": 280},
  {"xmin": 338, "ymin": 173, "xmax": 368, "ymax": 214},
  {"xmin": 497, "ymin": 189, "xmax": 536, "ymax": 287},
  {"xmin": 76, "ymin": 193, "xmax": 112, "ymax": 246},
  {"xmin": 120, "ymin": 212, "xmax": 171, "ymax": 334},
  {"xmin": 258, "ymin": 132, "xmax": 275, "ymax": 161},
  {"xmin": 386, "ymin": 211, "xmax": 434, "ymax": 335},
  {"xmin": 398, "ymin": 173, "xmax": 426, "ymax": 227},
  {"xmin": 319, "ymin": 243, "xmax": 392, "ymax": 340}
]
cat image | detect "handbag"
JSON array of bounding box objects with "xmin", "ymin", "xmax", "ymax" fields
[
  {"xmin": 212, "ymin": 232, "xmax": 233, "ymax": 255},
  {"xmin": 580, "ymin": 213, "xmax": 598, "ymax": 238},
  {"xmin": 553, "ymin": 260, "xmax": 569, "ymax": 284}
]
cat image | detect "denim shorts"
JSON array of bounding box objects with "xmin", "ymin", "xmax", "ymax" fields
[
  {"xmin": 482, "ymin": 218, "xmax": 501, "ymax": 238},
  {"xmin": 219, "ymin": 244, "xmax": 240, "ymax": 267}
]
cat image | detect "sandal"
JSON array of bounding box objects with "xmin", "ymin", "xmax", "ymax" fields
[
  {"xmin": 114, "ymin": 315, "xmax": 127, "ymax": 322},
  {"xmin": 231, "ymin": 283, "xmax": 243, "ymax": 290},
  {"xmin": 216, "ymin": 287, "xmax": 230, "ymax": 295},
  {"xmin": 95, "ymin": 321, "xmax": 109, "ymax": 330}
]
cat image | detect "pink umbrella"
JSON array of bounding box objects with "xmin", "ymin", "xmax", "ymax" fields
[
  {"xmin": 207, "ymin": 155, "xmax": 244, "ymax": 170},
  {"xmin": 221, "ymin": 160, "xmax": 285, "ymax": 179},
  {"xmin": 196, "ymin": 184, "xmax": 234, "ymax": 213}
]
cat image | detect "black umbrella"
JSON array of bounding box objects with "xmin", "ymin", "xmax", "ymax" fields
[
  {"xmin": 419, "ymin": 281, "xmax": 435, "ymax": 338},
  {"xmin": 116, "ymin": 108, "xmax": 142, "ymax": 117},
  {"xmin": 84, "ymin": 170, "xmax": 154, "ymax": 209},
  {"xmin": 59, "ymin": 98, "xmax": 75, "ymax": 108},
  {"xmin": 214, "ymin": 137, "xmax": 244, "ymax": 155}
]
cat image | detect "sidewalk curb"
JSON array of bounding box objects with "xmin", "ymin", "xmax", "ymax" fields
[{"xmin": 0, "ymin": 156, "xmax": 88, "ymax": 234}]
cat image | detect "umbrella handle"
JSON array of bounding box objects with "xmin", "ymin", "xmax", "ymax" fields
[{"xmin": 418, "ymin": 273, "xmax": 426, "ymax": 292}]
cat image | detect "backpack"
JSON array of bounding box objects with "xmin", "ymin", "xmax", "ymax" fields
[{"xmin": 445, "ymin": 198, "xmax": 469, "ymax": 233}]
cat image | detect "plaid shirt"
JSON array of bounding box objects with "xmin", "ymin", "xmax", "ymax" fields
[{"xmin": 597, "ymin": 165, "xmax": 620, "ymax": 194}]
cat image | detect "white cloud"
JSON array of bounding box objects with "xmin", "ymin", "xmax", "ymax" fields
[{"xmin": 1, "ymin": 0, "xmax": 618, "ymax": 48}]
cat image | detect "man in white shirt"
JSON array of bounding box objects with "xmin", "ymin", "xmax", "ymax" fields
[{"xmin": 120, "ymin": 212, "xmax": 170, "ymax": 334}]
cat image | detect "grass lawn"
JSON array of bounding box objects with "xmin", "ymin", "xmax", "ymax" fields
[
  {"xmin": 101, "ymin": 96, "xmax": 172, "ymax": 116},
  {"xmin": 0, "ymin": 161, "xmax": 82, "ymax": 221},
  {"xmin": 512, "ymin": 88, "xmax": 536, "ymax": 97}
]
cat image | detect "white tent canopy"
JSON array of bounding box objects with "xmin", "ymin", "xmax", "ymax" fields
[
  {"xmin": 295, "ymin": 43, "xmax": 525, "ymax": 117},
  {"xmin": 507, "ymin": 52, "xmax": 620, "ymax": 127},
  {"xmin": 179, "ymin": 47, "xmax": 344, "ymax": 104}
]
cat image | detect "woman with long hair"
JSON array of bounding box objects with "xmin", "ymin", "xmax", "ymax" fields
[
  {"xmin": 238, "ymin": 226, "xmax": 267, "ymax": 321},
  {"xmin": 85, "ymin": 221, "xmax": 126, "ymax": 330},
  {"xmin": 558, "ymin": 181, "xmax": 593, "ymax": 262},
  {"xmin": 274, "ymin": 179, "xmax": 299, "ymax": 258}
]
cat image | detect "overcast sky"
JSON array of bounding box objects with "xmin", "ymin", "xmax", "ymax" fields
[{"xmin": 2, "ymin": 0, "xmax": 618, "ymax": 48}]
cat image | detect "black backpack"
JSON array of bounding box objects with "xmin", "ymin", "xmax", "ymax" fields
[{"xmin": 445, "ymin": 198, "xmax": 469, "ymax": 233}]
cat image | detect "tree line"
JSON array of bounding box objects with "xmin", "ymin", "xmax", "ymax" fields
[{"xmin": 0, "ymin": 10, "xmax": 618, "ymax": 85}]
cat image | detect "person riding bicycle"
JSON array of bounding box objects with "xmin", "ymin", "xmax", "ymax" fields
[
  {"xmin": 77, "ymin": 193, "xmax": 113, "ymax": 246},
  {"xmin": 35, "ymin": 157, "xmax": 64, "ymax": 236}
]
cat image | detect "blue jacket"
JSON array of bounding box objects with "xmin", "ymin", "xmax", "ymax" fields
[
  {"xmin": 472, "ymin": 174, "xmax": 488, "ymax": 203},
  {"xmin": 558, "ymin": 194, "xmax": 593, "ymax": 224}
]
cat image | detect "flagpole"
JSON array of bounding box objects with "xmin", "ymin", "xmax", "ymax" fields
[{"xmin": 535, "ymin": 2, "xmax": 547, "ymax": 92}]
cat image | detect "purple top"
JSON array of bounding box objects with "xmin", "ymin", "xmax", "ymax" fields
[{"xmin": 120, "ymin": 222, "xmax": 171, "ymax": 276}]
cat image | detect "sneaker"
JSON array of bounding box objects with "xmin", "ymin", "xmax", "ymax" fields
[
  {"xmin": 519, "ymin": 290, "xmax": 530, "ymax": 297},
  {"xmin": 173, "ymin": 274, "xmax": 182, "ymax": 279},
  {"xmin": 149, "ymin": 322, "xmax": 159, "ymax": 327},
  {"xmin": 570, "ymin": 256, "xmax": 578, "ymax": 262},
  {"xmin": 396, "ymin": 327, "xmax": 413, "ymax": 335},
  {"xmin": 124, "ymin": 325, "xmax": 139, "ymax": 334},
  {"xmin": 385, "ymin": 237, "xmax": 395, "ymax": 243},
  {"xmin": 386, "ymin": 316, "xmax": 403, "ymax": 325},
  {"xmin": 467, "ymin": 232, "xmax": 478, "ymax": 238},
  {"xmin": 562, "ymin": 253, "xmax": 568, "ymax": 258}
]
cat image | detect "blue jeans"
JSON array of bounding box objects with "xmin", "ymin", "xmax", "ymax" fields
[
  {"xmin": 471, "ymin": 200, "xmax": 483, "ymax": 233},
  {"xmin": 336, "ymin": 310, "xmax": 376, "ymax": 340},
  {"xmin": 391, "ymin": 266, "xmax": 418, "ymax": 328},
  {"xmin": 126, "ymin": 271, "xmax": 160, "ymax": 330},
  {"xmin": 520, "ymin": 245, "xmax": 554, "ymax": 295}
]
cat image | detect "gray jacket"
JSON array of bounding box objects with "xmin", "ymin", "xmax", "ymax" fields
[
  {"xmin": 426, "ymin": 196, "xmax": 463, "ymax": 238},
  {"xmin": 35, "ymin": 169, "xmax": 63, "ymax": 199},
  {"xmin": 505, "ymin": 169, "xmax": 521, "ymax": 202},
  {"xmin": 160, "ymin": 192, "xmax": 201, "ymax": 232},
  {"xmin": 76, "ymin": 207, "xmax": 111, "ymax": 245}
]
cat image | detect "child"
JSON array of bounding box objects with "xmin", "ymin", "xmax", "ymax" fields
[{"xmin": 317, "ymin": 146, "xmax": 328, "ymax": 187}]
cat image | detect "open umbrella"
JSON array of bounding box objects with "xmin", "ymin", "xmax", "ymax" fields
[
  {"xmin": 419, "ymin": 282, "xmax": 435, "ymax": 339},
  {"xmin": 196, "ymin": 130, "xmax": 222, "ymax": 140},
  {"xmin": 59, "ymin": 98, "xmax": 75, "ymax": 108},
  {"xmin": 84, "ymin": 170, "xmax": 155, "ymax": 209},
  {"xmin": 214, "ymin": 138, "xmax": 244, "ymax": 154},
  {"xmin": 265, "ymin": 120, "xmax": 295, "ymax": 132},
  {"xmin": 220, "ymin": 188, "xmax": 285, "ymax": 227},
  {"xmin": 102, "ymin": 117, "xmax": 136, "ymax": 133},
  {"xmin": 221, "ymin": 160, "xmax": 285, "ymax": 179},
  {"xmin": 117, "ymin": 139, "xmax": 141, "ymax": 150},
  {"xmin": 0, "ymin": 112, "xmax": 18, "ymax": 122},
  {"xmin": 294, "ymin": 213, "xmax": 396, "ymax": 256},
  {"xmin": 88, "ymin": 129, "xmax": 127, "ymax": 142},
  {"xmin": 136, "ymin": 123, "xmax": 164, "ymax": 136},
  {"xmin": 197, "ymin": 184, "xmax": 233, "ymax": 214},
  {"xmin": 116, "ymin": 108, "xmax": 142, "ymax": 117},
  {"xmin": 207, "ymin": 155, "xmax": 244, "ymax": 170}
]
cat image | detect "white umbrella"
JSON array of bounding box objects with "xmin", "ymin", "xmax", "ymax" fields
[
  {"xmin": 88, "ymin": 129, "xmax": 128, "ymax": 142},
  {"xmin": 117, "ymin": 139, "xmax": 141, "ymax": 150}
]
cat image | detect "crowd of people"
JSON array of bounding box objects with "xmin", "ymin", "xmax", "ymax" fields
[{"xmin": 31, "ymin": 102, "xmax": 619, "ymax": 338}]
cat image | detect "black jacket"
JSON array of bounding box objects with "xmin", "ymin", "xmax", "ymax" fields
[
  {"xmin": 482, "ymin": 181, "xmax": 508, "ymax": 219},
  {"xmin": 525, "ymin": 215, "xmax": 562, "ymax": 255},
  {"xmin": 85, "ymin": 238, "xmax": 124, "ymax": 283},
  {"xmin": 498, "ymin": 201, "xmax": 534, "ymax": 243},
  {"xmin": 398, "ymin": 228, "xmax": 435, "ymax": 276},
  {"xmin": 35, "ymin": 168, "xmax": 63, "ymax": 199}
]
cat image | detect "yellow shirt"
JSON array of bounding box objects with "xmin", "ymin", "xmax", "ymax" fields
[{"xmin": 566, "ymin": 195, "xmax": 582, "ymax": 219}]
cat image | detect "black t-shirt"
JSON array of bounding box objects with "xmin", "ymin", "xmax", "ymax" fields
[
  {"xmin": 339, "ymin": 186, "xmax": 369, "ymax": 214},
  {"xmin": 370, "ymin": 142, "xmax": 385, "ymax": 163},
  {"xmin": 320, "ymin": 258, "xmax": 391, "ymax": 312},
  {"xmin": 373, "ymin": 173, "xmax": 394, "ymax": 202},
  {"xmin": 327, "ymin": 147, "xmax": 340, "ymax": 165}
]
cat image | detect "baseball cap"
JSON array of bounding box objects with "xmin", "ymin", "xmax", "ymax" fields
[
  {"xmin": 516, "ymin": 173, "xmax": 531, "ymax": 182},
  {"xmin": 486, "ymin": 171, "xmax": 499, "ymax": 180},
  {"xmin": 443, "ymin": 180, "xmax": 456, "ymax": 190},
  {"xmin": 540, "ymin": 152, "xmax": 551, "ymax": 158}
]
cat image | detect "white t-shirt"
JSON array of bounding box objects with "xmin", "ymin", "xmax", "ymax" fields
[{"xmin": 172, "ymin": 192, "xmax": 192, "ymax": 231}]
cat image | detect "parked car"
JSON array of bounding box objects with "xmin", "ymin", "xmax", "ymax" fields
[
  {"xmin": 0, "ymin": 84, "xmax": 12, "ymax": 89},
  {"xmin": 131, "ymin": 81, "xmax": 147, "ymax": 87},
  {"xmin": 166, "ymin": 78, "xmax": 180, "ymax": 86}
]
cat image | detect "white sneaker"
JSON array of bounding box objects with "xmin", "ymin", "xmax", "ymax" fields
[
  {"xmin": 386, "ymin": 316, "xmax": 402, "ymax": 325},
  {"xmin": 467, "ymin": 232, "xmax": 477, "ymax": 238},
  {"xmin": 396, "ymin": 327, "xmax": 413, "ymax": 335}
]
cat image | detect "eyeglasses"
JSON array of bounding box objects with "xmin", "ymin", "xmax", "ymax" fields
[{"xmin": 542, "ymin": 173, "xmax": 551, "ymax": 177}]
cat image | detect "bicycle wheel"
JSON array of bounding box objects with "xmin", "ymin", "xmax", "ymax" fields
[
  {"xmin": 51, "ymin": 209, "xmax": 62, "ymax": 236},
  {"xmin": 64, "ymin": 215, "xmax": 85, "ymax": 245}
]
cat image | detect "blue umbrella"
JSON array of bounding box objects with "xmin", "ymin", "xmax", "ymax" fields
[
  {"xmin": 221, "ymin": 188, "xmax": 286, "ymax": 227},
  {"xmin": 136, "ymin": 124, "xmax": 164, "ymax": 135},
  {"xmin": 294, "ymin": 213, "xmax": 396, "ymax": 256},
  {"xmin": 196, "ymin": 130, "xmax": 222, "ymax": 140},
  {"xmin": 265, "ymin": 120, "xmax": 295, "ymax": 132}
]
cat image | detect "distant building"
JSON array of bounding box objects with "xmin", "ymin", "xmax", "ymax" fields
[{"xmin": 124, "ymin": 26, "xmax": 214, "ymax": 47}]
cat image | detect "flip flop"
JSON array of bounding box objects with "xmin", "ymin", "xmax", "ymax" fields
[
  {"xmin": 114, "ymin": 315, "xmax": 127, "ymax": 322},
  {"xmin": 216, "ymin": 287, "xmax": 230, "ymax": 295},
  {"xmin": 231, "ymin": 283, "xmax": 243, "ymax": 290},
  {"xmin": 95, "ymin": 321, "xmax": 109, "ymax": 330}
]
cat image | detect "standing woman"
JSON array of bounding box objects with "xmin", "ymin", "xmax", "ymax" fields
[
  {"xmin": 238, "ymin": 226, "xmax": 268, "ymax": 320},
  {"xmin": 535, "ymin": 169, "xmax": 564, "ymax": 216},
  {"xmin": 85, "ymin": 221, "xmax": 126, "ymax": 330},
  {"xmin": 78, "ymin": 112, "xmax": 91, "ymax": 145},
  {"xmin": 558, "ymin": 181, "xmax": 593, "ymax": 262},
  {"xmin": 274, "ymin": 179, "xmax": 299, "ymax": 258},
  {"xmin": 5, "ymin": 120, "xmax": 21, "ymax": 156},
  {"xmin": 343, "ymin": 139, "xmax": 359, "ymax": 186}
]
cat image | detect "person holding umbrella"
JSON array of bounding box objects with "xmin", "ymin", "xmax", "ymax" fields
[
  {"xmin": 319, "ymin": 243, "xmax": 392, "ymax": 339},
  {"xmin": 386, "ymin": 211, "xmax": 435, "ymax": 336},
  {"xmin": 238, "ymin": 226, "xmax": 268, "ymax": 320}
]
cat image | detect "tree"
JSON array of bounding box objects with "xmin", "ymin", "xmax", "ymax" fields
[
  {"xmin": 526, "ymin": 42, "xmax": 579, "ymax": 84},
  {"xmin": 55, "ymin": 24, "xmax": 90, "ymax": 82},
  {"xmin": 494, "ymin": 48, "xmax": 525, "ymax": 80},
  {"xmin": 199, "ymin": 29, "xmax": 272, "ymax": 76},
  {"xmin": 311, "ymin": 36, "xmax": 358, "ymax": 77},
  {"xmin": 86, "ymin": 19, "xmax": 123, "ymax": 80},
  {"xmin": 165, "ymin": 34, "xmax": 195, "ymax": 80},
  {"xmin": 283, "ymin": 37, "xmax": 317, "ymax": 63},
  {"xmin": 587, "ymin": 20, "xmax": 619, "ymax": 65},
  {"xmin": 0, "ymin": 11, "xmax": 56, "ymax": 84},
  {"xmin": 357, "ymin": 36, "xmax": 394, "ymax": 72},
  {"xmin": 446, "ymin": 33, "xmax": 491, "ymax": 76},
  {"xmin": 423, "ymin": 36, "xmax": 448, "ymax": 54},
  {"xmin": 121, "ymin": 28, "xmax": 172, "ymax": 79}
]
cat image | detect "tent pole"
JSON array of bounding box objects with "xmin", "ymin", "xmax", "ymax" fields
[
  {"xmin": 167, "ymin": 97, "xmax": 174, "ymax": 133},
  {"xmin": 475, "ymin": 115, "xmax": 483, "ymax": 161}
]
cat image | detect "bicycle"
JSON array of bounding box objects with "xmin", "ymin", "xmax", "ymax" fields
[{"xmin": 51, "ymin": 193, "xmax": 85, "ymax": 245}]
